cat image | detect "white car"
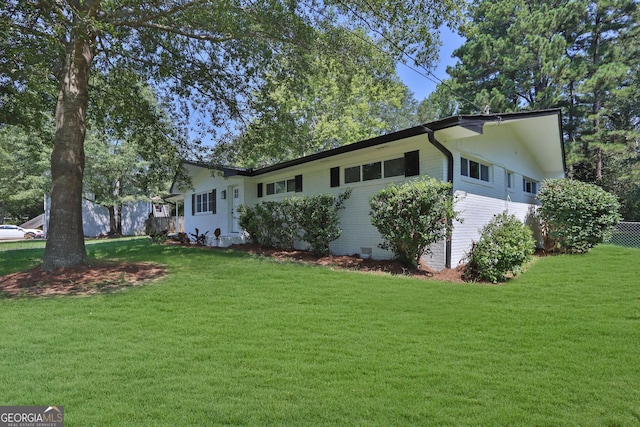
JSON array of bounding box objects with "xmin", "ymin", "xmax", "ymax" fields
[{"xmin": 0, "ymin": 224, "xmax": 45, "ymax": 240}]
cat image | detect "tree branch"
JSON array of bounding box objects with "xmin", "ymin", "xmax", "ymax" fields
[
  {"xmin": 102, "ymin": 0, "xmax": 209, "ymax": 27},
  {"xmin": 130, "ymin": 22, "xmax": 236, "ymax": 43}
]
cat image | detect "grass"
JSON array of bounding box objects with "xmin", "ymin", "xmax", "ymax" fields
[{"xmin": 1, "ymin": 239, "xmax": 639, "ymax": 426}]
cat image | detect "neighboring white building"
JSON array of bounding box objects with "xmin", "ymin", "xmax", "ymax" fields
[
  {"xmin": 169, "ymin": 109, "xmax": 565, "ymax": 270},
  {"xmin": 44, "ymin": 198, "xmax": 166, "ymax": 237}
]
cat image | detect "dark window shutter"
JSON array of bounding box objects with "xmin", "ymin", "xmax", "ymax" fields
[
  {"xmin": 257, "ymin": 183, "xmax": 263, "ymax": 198},
  {"xmin": 191, "ymin": 194, "xmax": 195, "ymax": 216},
  {"xmin": 330, "ymin": 167, "xmax": 340, "ymax": 187},
  {"xmin": 404, "ymin": 150, "xmax": 420, "ymax": 176},
  {"xmin": 295, "ymin": 175, "xmax": 303, "ymax": 192},
  {"xmin": 210, "ymin": 189, "xmax": 216, "ymax": 214}
]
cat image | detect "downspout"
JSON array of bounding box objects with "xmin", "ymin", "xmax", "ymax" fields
[{"xmin": 423, "ymin": 126, "xmax": 454, "ymax": 269}]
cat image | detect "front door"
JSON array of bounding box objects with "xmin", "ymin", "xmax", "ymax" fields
[{"xmin": 231, "ymin": 186, "xmax": 240, "ymax": 233}]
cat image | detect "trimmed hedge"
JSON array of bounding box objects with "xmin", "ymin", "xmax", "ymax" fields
[{"xmin": 238, "ymin": 190, "xmax": 351, "ymax": 256}]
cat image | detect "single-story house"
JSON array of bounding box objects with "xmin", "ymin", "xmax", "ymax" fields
[{"xmin": 169, "ymin": 109, "xmax": 565, "ymax": 270}]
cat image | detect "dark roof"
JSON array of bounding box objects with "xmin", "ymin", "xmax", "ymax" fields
[{"xmin": 185, "ymin": 109, "xmax": 563, "ymax": 177}]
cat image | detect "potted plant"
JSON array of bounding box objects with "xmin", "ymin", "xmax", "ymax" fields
[{"xmin": 214, "ymin": 228, "xmax": 221, "ymax": 246}]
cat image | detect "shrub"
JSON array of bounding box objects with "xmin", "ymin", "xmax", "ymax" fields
[
  {"xmin": 238, "ymin": 202, "xmax": 297, "ymax": 249},
  {"xmin": 262, "ymin": 199, "xmax": 299, "ymax": 250},
  {"xmin": 294, "ymin": 189, "xmax": 351, "ymax": 256},
  {"xmin": 239, "ymin": 190, "xmax": 350, "ymax": 254},
  {"xmin": 189, "ymin": 228, "xmax": 209, "ymax": 246},
  {"xmin": 369, "ymin": 178, "xmax": 459, "ymax": 269},
  {"xmin": 537, "ymin": 178, "xmax": 621, "ymax": 253},
  {"xmin": 463, "ymin": 213, "xmax": 535, "ymax": 283},
  {"xmin": 238, "ymin": 203, "xmax": 273, "ymax": 247}
]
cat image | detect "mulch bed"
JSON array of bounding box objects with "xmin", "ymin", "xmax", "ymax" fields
[
  {"xmin": 0, "ymin": 261, "xmax": 167, "ymax": 297},
  {"xmin": 220, "ymin": 243, "xmax": 466, "ymax": 282},
  {"xmin": 0, "ymin": 242, "xmax": 465, "ymax": 298}
]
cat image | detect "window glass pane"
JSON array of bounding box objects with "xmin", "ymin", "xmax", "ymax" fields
[
  {"xmin": 507, "ymin": 172, "xmax": 513, "ymax": 188},
  {"xmin": 266, "ymin": 183, "xmax": 275, "ymax": 195},
  {"xmin": 362, "ymin": 162, "xmax": 382, "ymax": 181},
  {"xmin": 344, "ymin": 166, "xmax": 360, "ymax": 183},
  {"xmin": 384, "ymin": 158, "xmax": 404, "ymax": 177},
  {"xmin": 275, "ymin": 181, "xmax": 286, "ymax": 194},
  {"xmin": 461, "ymin": 157, "xmax": 468, "ymax": 176},
  {"xmin": 287, "ymin": 179, "xmax": 296, "ymax": 192},
  {"xmin": 523, "ymin": 178, "xmax": 538, "ymax": 194},
  {"xmin": 480, "ymin": 164, "xmax": 489, "ymax": 182},
  {"xmin": 470, "ymin": 160, "xmax": 479, "ymax": 179}
]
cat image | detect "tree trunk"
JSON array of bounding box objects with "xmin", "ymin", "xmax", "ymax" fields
[
  {"xmin": 116, "ymin": 203, "xmax": 123, "ymax": 235},
  {"xmin": 108, "ymin": 205, "xmax": 117, "ymax": 235},
  {"xmin": 43, "ymin": 36, "xmax": 94, "ymax": 270}
]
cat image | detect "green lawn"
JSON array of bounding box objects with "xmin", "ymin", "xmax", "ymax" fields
[{"xmin": 1, "ymin": 239, "xmax": 639, "ymax": 426}]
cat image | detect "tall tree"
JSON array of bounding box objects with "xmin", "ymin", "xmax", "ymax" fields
[
  {"xmin": 444, "ymin": 0, "xmax": 640, "ymax": 219},
  {"xmin": 214, "ymin": 29, "xmax": 419, "ymax": 167},
  {"xmin": 416, "ymin": 78, "xmax": 461, "ymax": 122},
  {"xmin": 1, "ymin": 0, "xmax": 459, "ymax": 269},
  {"xmin": 84, "ymin": 71, "xmax": 184, "ymax": 234},
  {"xmin": 0, "ymin": 125, "xmax": 51, "ymax": 224}
]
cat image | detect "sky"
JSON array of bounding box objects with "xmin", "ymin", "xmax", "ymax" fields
[{"xmin": 396, "ymin": 27, "xmax": 465, "ymax": 101}]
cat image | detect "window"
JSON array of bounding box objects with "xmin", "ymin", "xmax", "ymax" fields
[
  {"xmin": 344, "ymin": 166, "xmax": 361, "ymax": 183},
  {"xmin": 506, "ymin": 172, "xmax": 514, "ymax": 189},
  {"xmin": 336, "ymin": 151, "xmax": 419, "ymax": 186},
  {"xmin": 197, "ymin": 192, "xmax": 209, "ymax": 213},
  {"xmin": 523, "ymin": 177, "xmax": 538, "ymax": 194},
  {"xmin": 192, "ymin": 190, "xmax": 216, "ymax": 215},
  {"xmin": 275, "ymin": 180, "xmax": 286, "ymax": 194},
  {"xmin": 461, "ymin": 157, "xmax": 490, "ymax": 182},
  {"xmin": 362, "ymin": 162, "xmax": 382, "ymax": 181},
  {"xmin": 265, "ymin": 175, "xmax": 302, "ymax": 195},
  {"xmin": 384, "ymin": 158, "xmax": 404, "ymax": 178}
]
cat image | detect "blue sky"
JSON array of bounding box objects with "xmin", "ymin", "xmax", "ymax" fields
[{"xmin": 396, "ymin": 27, "xmax": 464, "ymax": 101}]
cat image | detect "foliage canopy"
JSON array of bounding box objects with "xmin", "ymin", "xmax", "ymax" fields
[{"xmin": 1, "ymin": 0, "xmax": 460, "ymax": 269}]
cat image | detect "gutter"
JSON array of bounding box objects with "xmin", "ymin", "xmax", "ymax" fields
[{"xmin": 423, "ymin": 126, "xmax": 454, "ymax": 269}]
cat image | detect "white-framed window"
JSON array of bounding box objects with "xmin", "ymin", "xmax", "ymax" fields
[
  {"xmin": 343, "ymin": 156, "xmax": 406, "ymax": 184},
  {"xmin": 265, "ymin": 175, "xmax": 302, "ymax": 195},
  {"xmin": 193, "ymin": 190, "xmax": 216, "ymax": 215},
  {"xmin": 523, "ymin": 177, "xmax": 538, "ymax": 194},
  {"xmin": 336, "ymin": 151, "xmax": 418, "ymax": 187},
  {"xmin": 506, "ymin": 171, "xmax": 514, "ymax": 189},
  {"xmin": 461, "ymin": 157, "xmax": 490, "ymax": 182}
]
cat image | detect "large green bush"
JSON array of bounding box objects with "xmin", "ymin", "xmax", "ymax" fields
[
  {"xmin": 463, "ymin": 213, "xmax": 535, "ymax": 283},
  {"xmin": 293, "ymin": 189, "xmax": 351, "ymax": 256},
  {"xmin": 238, "ymin": 190, "xmax": 350, "ymax": 255},
  {"xmin": 537, "ymin": 178, "xmax": 621, "ymax": 253},
  {"xmin": 238, "ymin": 203, "xmax": 272, "ymax": 247},
  {"xmin": 238, "ymin": 200, "xmax": 298, "ymax": 250},
  {"xmin": 369, "ymin": 178, "xmax": 459, "ymax": 269}
]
